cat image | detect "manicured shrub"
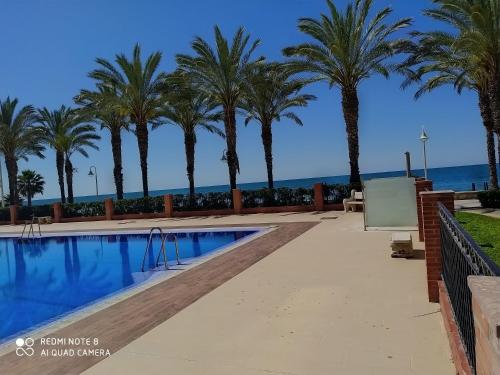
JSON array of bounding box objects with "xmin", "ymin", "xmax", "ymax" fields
[
  {"xmin": 18, "ymin": 205, "xmax": 53, "ymax": 220},
  {"xmin": 173, "ymin": 192, "xmax": 232, "ymax": 211},
  {"xmin": 113, "ymin": 196, "xmax": 164, "ymax": 215},
  {"xmin": 322, "ymin": 184, "xmax": 351, "ymax": 204},
  {"xmin": 242, "ymin": 187, "xmax": 314, "ymax": 208},
  {"xmin": 478, "ymin": 190, "xmax": 500, "ymax": 208},
  {"xmin": 62, "ymin": 202, "xmax": 105, "ymax": 217}
]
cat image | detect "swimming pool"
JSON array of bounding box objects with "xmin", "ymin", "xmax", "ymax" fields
[{"xmin": 0, "ymin": 229, "xmax": 259, "ymax": 342}]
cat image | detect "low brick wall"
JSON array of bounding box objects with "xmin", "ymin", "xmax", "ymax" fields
[
  {"xmin": 420, "ymin": 190, "xmax": 455, "ymax": 302},
  {"xmin": 468, "ymin": 276, "xmax": 500, "ymax": 375},
  {"xmin": 1, "ymin": 185, "xmax": 347, "ymax": 225},
  {"xmin": 439, "ymin": 281, "xmax": 473, "ymax": 375},
  {"xmin": 416, "ymin": 179, "xmax": 433, "ymax": 241}
]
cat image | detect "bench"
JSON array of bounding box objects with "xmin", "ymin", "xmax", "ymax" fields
[
  {"xmin": 343, "ymin": 190, "xmax": 364, "ymax": 212},
  {"xmin": 391, "ymin": 232, "xmax": 413, "ymax": 258}
]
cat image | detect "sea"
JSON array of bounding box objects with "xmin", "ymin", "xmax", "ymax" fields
[{"xmin": 30, "ymin": 163, "xmax": 495, "ymax": 206}]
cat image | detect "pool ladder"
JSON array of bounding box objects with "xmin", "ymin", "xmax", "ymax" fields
[
  {"xmin": 20, "ymin": 217, "xmax": 41, "ymax": 239},
  {"xmin": 141, "ymin": 227, "xmax": 181, "ymax": 272}
]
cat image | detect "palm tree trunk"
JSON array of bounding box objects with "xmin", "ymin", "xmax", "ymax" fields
[
  {"xmin": 341, "ymin": 87, "xmax": 361, "ymax": 190},
  {"xmin": 4, "ymin": 155, "xmax": 18, "ymax": 205},
  {"xmin": 184, "ymin": 132, "xmax": 196, "ymax": 205},
  {"xmin": 136, "ymin": 122, "xmax": 149, "ymax": 197},
  {"xmin": 65, "ymin": 157, "xmax": 74, "ymax": 204},
  {"xmin": 56, "ymin": 151, "xmax": 66, "ymax": 204},
  {"xmin": 224, "ymin": 105, "xmax": 238, "ymax": 190},
  {"xmin": 111, "ymin": 127, "xmax": 124, "ymax": 199},
  {"xmin": 497, "ymin": 132, "xmax": 500, "ymax": 174},
  {"xmin": 488, "ymin": 70, "xmax": 500, "ymax": 133},
  {"xmin": 479, "ymin": 91, "xmax": 499, "ymax": 189},
  {"xmin": 27, "ymin": 184, "xmax": 32, "ymax": 207},
  {"xmin": 261, "ymin": 121, "xmax": 274, "ymax": 189}
]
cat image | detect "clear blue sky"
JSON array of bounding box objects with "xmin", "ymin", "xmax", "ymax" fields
[{"xmin": 0, "ymin": 0, "xmax": 484, "ymax": 199}]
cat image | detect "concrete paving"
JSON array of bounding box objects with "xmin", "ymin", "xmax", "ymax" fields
[
  {"xmin": 0, "ymin": 211, "xmax": 331, "ymax": 236},
  {"xmin": 466, "ymin": 207, "xmax": 500, "ymax": 219},
  {"xmin": 59, "ymin": 212, "xmax": 454, "ymax": 375}
]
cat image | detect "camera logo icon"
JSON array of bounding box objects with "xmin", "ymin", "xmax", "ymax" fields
[{"xmin": 15, "ymin": 337, "xmax": 35, "ymax": 357}]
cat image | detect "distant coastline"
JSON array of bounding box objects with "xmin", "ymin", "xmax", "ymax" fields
[{"xmin": 30, "ymin": 163, "xmax": 494, "ymax": 206}]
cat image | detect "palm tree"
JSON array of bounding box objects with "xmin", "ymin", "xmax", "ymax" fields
[
  {"xmin": 88, "ymin": 44, "xmax": 165, "ymax": 197},
  {"xmin": 176, "ymin": 26, "xmax": 263, "ymax": 190},
  {"xmin": 17, "ymin": 170, "xmax": 45, "ymax": 207},
  {"xmin": 37, "ymin": 106, "xmax": 99, "ymax": 203},
  {"xmin": 283, "ymin": 0, "xmax": 411, "ymax": 189},
  {"xmin": 427, "ymin": 0, "xmax": 500, "ymax": 136},
  {"xmin": 75, "ymin": 85, "xmax": 129, "ymax": 199},
  {"xmin": 162, "ymin": 72, "xmax": 224, "ymax": 203},
  {"xmin": 0, "ymin": 98, "xmax": 45, "ymax": 204},
  {"xmin": 398, "ymin": 30, "xmax": 499, "ymax": 189},
  {"xmin": 241, "ymin": 63, "xmax": 316, "ymax": 189},
  {"xmin": 61, "ymin": 112, "xmax": 100, "ymax": 203},
  {"xmin": 424, "ymin": 0, "xmax": 500, "ymax": 187},
  {"xmin": 36, "ymin": 106, "xmax": 72, "ymax": 203}
]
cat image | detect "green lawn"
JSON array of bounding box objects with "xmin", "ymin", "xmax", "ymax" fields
[{"xmin": 455, "ymin": 211, "xmax": 500, "ymax": 266}]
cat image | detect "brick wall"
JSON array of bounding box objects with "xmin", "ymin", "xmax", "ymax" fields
[
  {"xmin": 468, "ymin": 276, "xmax": 500, "ymax": 375},
  {"xmin": 439, "ymin": 281, "xmax": 473, "ymax": 375},
  {"xmin": 420, "ymin": 190, "xmax": 454, "ymax": 302},
  {"xmin": 415, "ymin": 179, "xmax": 433, "ymax": 241}
]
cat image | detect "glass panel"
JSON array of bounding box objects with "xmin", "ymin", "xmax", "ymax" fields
[{"xmin": 363, "ymin": 177, "xmax": 418, "ymax": 228}]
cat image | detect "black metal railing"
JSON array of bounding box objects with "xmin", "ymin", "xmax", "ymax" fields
[{"xmin": 438, "ymin": 203, "xmax": 500, "ymax": 373}]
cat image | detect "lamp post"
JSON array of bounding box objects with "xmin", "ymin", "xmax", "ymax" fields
[
  {"xmin": 419, "ymin": 128, "xmax": 429, "ymax": 180},
  {"xmin": 88, "ymin": 166, "xmax": 99, "ymax": 199}
]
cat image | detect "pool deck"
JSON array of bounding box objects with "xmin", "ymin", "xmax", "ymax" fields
[{"xmin": 1, "ymin": 212, "xmax": 454, "ymax": 375}]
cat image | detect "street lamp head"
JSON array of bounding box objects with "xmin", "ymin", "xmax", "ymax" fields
[
  {"xmin": 88, "ymin": 169, "xmax": 94, "ymax": 176},
  {"xmin": 419, "ymin": 128, "xmax": 429, "ymax": 142}
]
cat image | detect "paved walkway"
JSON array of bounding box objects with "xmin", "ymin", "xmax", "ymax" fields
[
  {"xmin": 62, "ymin": 212, "xmax": 453, "ymax": 375},
  {"xmin": 467, "ymin": 207, "xmax": 500, "ymax": 219}
]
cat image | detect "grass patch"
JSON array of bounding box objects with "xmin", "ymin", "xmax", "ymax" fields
[{"xmin": 455, "ymin": 211, "xmax": 500, "ymax": 266}]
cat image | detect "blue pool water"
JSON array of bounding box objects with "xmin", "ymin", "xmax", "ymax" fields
[{"xmin": 0, "ymin": 230, "xmax": 257, "ymax": 342}]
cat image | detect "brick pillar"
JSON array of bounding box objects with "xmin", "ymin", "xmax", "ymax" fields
[
  {"xmin": 468, "ymin": 276, "xmax": 500, "ymax": 375},
  {"xmin": 53, "ymin": 203, "xmax": 62, "ymax": 223},
  {"xmin": 104, "ymin": 198, "xmax": 114, "ymax": 220},
  {"xmin": 313, "ymin": 183, "xmax": 324, "ymax": 211},
  {"xmin": 416, "ymin": 179, "xmax": 433, "ymax": 241},
  {"xmin": 232, "ymin": 189, "xmax": 242, "ymax": 215},
  {"xmin": 420, "ymin": 190, "xmax": 455, "ymax": 303},
  {"xmin": 9, "ymin": 205, "xmax": 17, "ymax": 225},
  {"xmin": 164, "ymin": 194, "xmax": 173, "ymax": 218}
]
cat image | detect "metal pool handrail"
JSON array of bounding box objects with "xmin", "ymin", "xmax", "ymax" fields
[
  {"xmin": 141, "ymin": 227, "xmax": 181, "ymax": 272},
  {"xmin": 141, "ymin": 227, "xmax": 168, "ymax": 272},
  {"xmin": 20, "ymin": 216, "xmax": 41, "ymax": 239}
]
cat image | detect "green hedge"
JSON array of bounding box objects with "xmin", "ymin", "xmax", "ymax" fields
[
  {"xmin": 113, "ymin": 196, "xmax": 164, "ymax": 215},
  {"xmin": 18, "ymin": 205, "xmax": 53, "ymax": 220},
  {"xmin": 62, "ymin": 202, "xmax": 105, "ymax": 217},
  {"xmin": 323, "ymin": 184, "xmax": 351, "ymax": 204},
  {"xmin": 173, "ymin": 192, "xmax": 232, "ymax": 211},
  {"xmin": 242, "ymin": 187, "xmax": 314, "ymax": 208},
  {"xmin": 478, "ymin": 190, "xmax": 500, "ymax": 208},
  {"xmin": 0, "ymin": 207, "xmax": 9, "ymax": 222}
]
